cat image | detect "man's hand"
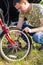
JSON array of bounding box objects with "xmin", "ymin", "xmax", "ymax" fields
[{"xmin": 23, "ymin": 27, "xmax": 32, "ymax": 33}]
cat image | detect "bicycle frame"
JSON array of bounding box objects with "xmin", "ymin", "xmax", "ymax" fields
[{"xmin": 0, "ymin": 18, "xmax": 16, "ymax": 45}]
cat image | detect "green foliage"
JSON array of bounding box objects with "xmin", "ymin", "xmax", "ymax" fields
[
  {"xmin": 0, "ymin": 34, "xmax": 43, "ymax": 65},
  {"xmin": 40, "ymin": 1, "xmax": 43, "ymax": 5}
]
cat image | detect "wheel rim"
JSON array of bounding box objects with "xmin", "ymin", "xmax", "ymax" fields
[{"xmin": 0, "ymin": 28, "xmax": 30, "ymax": 61}]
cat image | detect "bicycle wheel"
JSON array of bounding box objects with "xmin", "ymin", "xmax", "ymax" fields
[{"xmin": 0, "ymin": 26, "xmax": 31, "ymax": 62}]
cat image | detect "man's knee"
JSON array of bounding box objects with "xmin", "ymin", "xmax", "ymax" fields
[
  {"xmin": 33, "ymin": 32, "xmax": 43, "ymax": 44},
  {"xmin": 22, "ymin": 23, "xmax": 33, "ymax": 29}
]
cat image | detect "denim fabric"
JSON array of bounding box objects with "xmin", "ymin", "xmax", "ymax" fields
[{"xmin": 33, "ymin": 32, "xmax": 43, "ymax": 44}]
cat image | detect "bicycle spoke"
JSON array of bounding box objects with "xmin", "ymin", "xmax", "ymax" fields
[
  {"xmin": 18, "ymin": 47, "xmax": 22, "ymax": 51},
  {"xmin": 0, "ymin": 27, "xmax": 30, "ymax": 61},
  {"xmin": 11, "ymin": 48, "xmax": 15, "ymax": 54}
]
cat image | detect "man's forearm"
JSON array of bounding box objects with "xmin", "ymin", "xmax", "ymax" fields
[
  {"xmin": 17, "ymin": 18, "xmax": 23, "ymax": 29},
  {"xmin": 30, "ymin": 26, "xmax": 43, "ymax": 33}
]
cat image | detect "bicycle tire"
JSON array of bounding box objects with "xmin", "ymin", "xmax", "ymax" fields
[{"xmin": 0, "ymin": 26, "xmax": 31, "ymax": 62}]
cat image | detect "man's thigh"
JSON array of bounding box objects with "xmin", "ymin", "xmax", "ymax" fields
[{"xmin": 33, "ymin": 32, "xmax": 43, "ymax": 44}]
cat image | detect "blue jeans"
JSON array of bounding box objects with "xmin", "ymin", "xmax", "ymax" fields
[
  {"xmin": 33, "ymin": 32, "xmax": 43, "ymax": 44},
  {"xmin": 13, "ymin": 22, "xmax": 43, "ymax": 44}
]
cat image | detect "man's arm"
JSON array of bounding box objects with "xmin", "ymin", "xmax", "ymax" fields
[
  {"xmin": 16, "ymin": 18, "xmax": 24, "ymax": 29},
  {"xmin": 29, "ymin": 26, "xmax": 43, "ymax": 33},
  {"xmin": 23, "ymin": 26, "xmax": 43, "ymax": 33}
]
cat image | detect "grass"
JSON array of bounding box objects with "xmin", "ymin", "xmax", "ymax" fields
[
  {"xmin": 0, "ymin": 36, "xmax": 43, "ymax": 65},
  {"xmin": 0, "ymin": 27, "xmax": 43, "ymax": 65},
  {"xmin": 0, "ymin": 48, "xmax": 43, "ymax": 65}
]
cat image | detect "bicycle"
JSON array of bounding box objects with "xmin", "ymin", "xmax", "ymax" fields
[{"xmin": 0, "ymin": 9, "xmax": 31, "ymax": 62}]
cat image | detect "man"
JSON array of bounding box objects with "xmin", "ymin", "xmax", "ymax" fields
[{"xmin": 13, "ymin": 0, "xmax": 43, "ymax": 45}]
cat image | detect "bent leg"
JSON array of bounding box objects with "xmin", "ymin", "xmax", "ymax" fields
[{"xmin": 33, "ymin": 32, "xmax": 43, "ymax": 44}]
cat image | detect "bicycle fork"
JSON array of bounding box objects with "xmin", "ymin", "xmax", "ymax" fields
[{"xmin": 0, "ymin": 18, "xmax": 16, "ymax": 45}]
